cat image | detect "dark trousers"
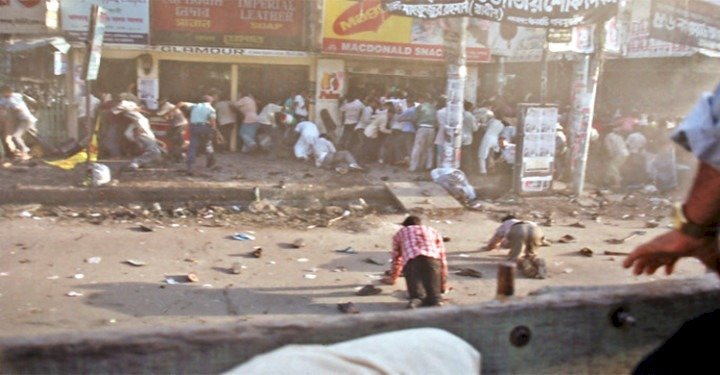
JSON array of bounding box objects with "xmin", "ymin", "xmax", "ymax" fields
[
  {"xmin": 166, "ymin": 125, "xmax": 185, "ymax": 162},
  {"xmin": 351, "ymin": 128, "xmax": 365, "ymax": 156},
  {"xmin": 403, "ymin": 256, "xmax": 442, "ymax": 306},
  {"xmin": 187, "ymin": 123, "xmax": 214, "ymax": 169},
  {"xmin": 339, "ymin": 123, "xmax": 357, "ymax": 151},
  {"xmin": 634, "ymin": 308, "xmax": 720, "ymax": 374}
]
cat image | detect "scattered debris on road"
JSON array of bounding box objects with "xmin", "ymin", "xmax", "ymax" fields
[
  {"xmin": 337, "ymin": 302, "xmax": 360, "ymax": 314},
  {"xmin": 250, "ymin": 247, "xmax": 263, "ymax": 258},
  {"xmin": 606, "ymin": 231, "xmax": 646, "ymax": 245},
  {"xmin": 604, "ymin": 250, "xmax": 630, "ymax": 256},
  {"xmin": 292, "ymin": 238, "xmax": 306, "ymax": 248},
  {"xmin": 364, "ymin": 258, "xmax": 384, "ymax": 266},
  {"xmin": 356, "ymin": 285, "xmax": 382, "ymax": 296},
  {"xmin": 85, "ymin": 256, "xmax": 102, "ymax": 264},
  {"xmin": 456, "ymin": 268, "xmax": 483, "ymax": 278},
  {"xmin": 335, "ymin": 247, "xmax": 357, "ymax": 254},
  {"xmin": 123, "ymin": 259, "xmax": 147, "ymax": 267},
  {"xmin": 579, "ymin": 248, "xmax": 594, "ymax": 257},
  {"xmin": 558, "ymin": 234, "xmax": 576, "ymax": 243},
  {"xmin": 232, "ymin": 232, "xmax": 256, "ymax": 241}
]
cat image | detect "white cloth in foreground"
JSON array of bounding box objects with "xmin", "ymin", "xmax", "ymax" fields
[{"xmin": 223, "ymin": 328, "xmax": 480, "ymax": 375}]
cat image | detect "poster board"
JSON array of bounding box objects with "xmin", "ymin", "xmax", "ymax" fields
[{"xmin": 514, "ymin": 104, "xmax": 558, "ymax": 195}]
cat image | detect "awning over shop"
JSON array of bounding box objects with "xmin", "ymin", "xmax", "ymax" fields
[{"xmin": 3, "ymin": 37, "xmax": 70, "ymax": 54}]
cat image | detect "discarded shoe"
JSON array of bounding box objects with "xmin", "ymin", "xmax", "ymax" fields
[
  {"xmin": 356, "ymin": 285, "xmax": 382, "ymax": 296},
  {"xmin": 456, "ymin": 268, "xmax": 482, "ymax": 278},
  {"xmin": 337, "ymin": 302, "xmax": 360, "ymax": 314},
  {"xmin": 406, "ymin": 298, "xmax": 423, "ymax": 309},
  {"xmin": 579, "ymin": 247, "xmax": 593, "ymax": 257}
]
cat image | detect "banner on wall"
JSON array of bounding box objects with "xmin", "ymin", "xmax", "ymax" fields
[
  {"xmin": 151, "ymin": 0, "xmax": 305, "ymax": 50},
  {"xmin": 0, "ymin": 0, "xmax": 52, "ymax": 34},
  {"xmin": 382, "ymin": 0, "xmax": 618, "ymax": 28},
  {"xmin": 61, "ymin": 0, "xmax": 149, "ymax": 45},
  {"xmin": 322, "ymin": 0, "xmax": 491, "ymax": 62},
  {"xmin": 649, "ymin": 0, "xmax": 720, "ymax": 52},
  {"xmin": 625, "ymin": 0, "xmax": 695, "ymax": 59},
  {"xmin": 514, "ymin": 104, "xmax": 558, "ymax": 195},
  {"xmin": 315, "ymin": 59, "xmax": 346, "ymax": 136}
]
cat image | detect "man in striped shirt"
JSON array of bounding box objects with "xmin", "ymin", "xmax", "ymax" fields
[{"xmin": 382, "ymin": 216, "xmax": 448, "ymax": 308}]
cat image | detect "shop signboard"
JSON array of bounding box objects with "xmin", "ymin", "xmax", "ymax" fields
[
  {"xmin": 322, "ymin": 0, "xmax": 491, "ymax": 62},
  {"xmin": 382, "ymin": 0, "xmax": 619, "ymax": 28},
  {"xmin": 151, "ymin": 0, "xmax": 305, "ymax": 50},
  {"xmin": 625, "ymin": 0, "xmax": 695, "ymax": 59},
  {"xmin": 0, "ymin": 0, "xmax": 53, "ymax": 34},
  {"xmin": 61, "ymin": 0, "xmax": 149, "ymax": 45},
  {"xmin": 649, "ymin": 0, "xmax": 720, "ymax": 52}
]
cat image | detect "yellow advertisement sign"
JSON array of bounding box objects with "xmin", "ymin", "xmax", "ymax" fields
[{"xmin": 322, "ymin": 0, "xmax": 490, "ymax": 62}]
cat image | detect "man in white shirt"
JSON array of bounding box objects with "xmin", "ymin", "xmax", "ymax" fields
[
  {"xmin": 235, "ymin": 92, "xmax": 260, "ymax": 153},
  {"xmin": 294, "ymin": 120, "xmax": 319, "ymax": 161},
  {"xmin": 0, "ymin": 85, "xmax": 38, "ymax": 160},
  {"xmin": 293, "ymin": 90, "xmax": 309, "ymax": 122},
  {"xmin": 461, "ymin": 101, "xmax": 479, "ymax": 173},
  {"xmin": 478, "ymin": 115, "xmax": 503, "ymax": 174},
  {"xmin": 604, "ymin": 125, "xmax": 630, "ymax": 189},
  {"xmin": 338, "ymin": 95, "xmax": 364, "ymax": 151},
  {"xmin": 313, "ymin": 134, "xmax": 363, "ymax": 174}
]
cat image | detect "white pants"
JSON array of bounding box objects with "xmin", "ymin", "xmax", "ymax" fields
[
  {"xmin": 478, "ymin": 136, "xmax": 499, "ymax": 174},
  {"xmin": 294, "ymin": 132, "xmax": 318, "ymax": 160}
]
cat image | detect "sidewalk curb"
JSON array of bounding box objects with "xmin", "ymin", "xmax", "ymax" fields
[{"xmin": 0, "ymin": 185, "xmax": 392, "ymax": 206}]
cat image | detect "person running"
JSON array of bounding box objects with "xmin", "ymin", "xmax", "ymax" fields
[{"xmin": 179, "ymin": 95, "xmax": 217, "ymax": 174}]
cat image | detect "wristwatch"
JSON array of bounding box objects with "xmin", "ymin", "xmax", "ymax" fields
[{"xmin": 672, "ymin": 202, "xmax": 719, "ymax": 239}]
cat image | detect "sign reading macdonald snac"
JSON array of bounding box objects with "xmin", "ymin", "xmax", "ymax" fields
[{"xmin": 322, "ymin": 0, "xmax": 491, "ymax": 62}]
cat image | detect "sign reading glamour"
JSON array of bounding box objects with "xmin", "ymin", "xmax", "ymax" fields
[{"xmin": 382, "ymin": 0, "xmax": 619, "ymax": 28}]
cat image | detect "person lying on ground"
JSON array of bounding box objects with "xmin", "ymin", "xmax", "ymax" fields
[
  {"xmin": 484, "ymin": 215, "xmax": 547, "ymax": 261},
  {"xmin": 382, "ymin": 215, "xmax": 448, "ymax": 308},
  {"xmin": 313, "ymin": 134, "xmax": 364, "ymax": 174}
]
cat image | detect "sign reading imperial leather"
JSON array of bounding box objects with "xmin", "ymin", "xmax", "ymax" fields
[
  {"xmin": 322, "ymin": 0, "xmax": 491, "ymax": 62},
  {"xmin": 151, "ymin": 0, "xmax": 305, "ymax": 50},
  {"xmin": 383, "ymin": 0, "xmax": 619, "ymax": 28},
  {"xmin": 649, "ymin": 0, "xmax": 720, "ymax": 52}
]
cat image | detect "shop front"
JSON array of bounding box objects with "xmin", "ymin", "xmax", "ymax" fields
[
  {"xmin": 316, "ymin": 0, "xmax": 491, "ymax": 131},
  {"xmin": 60, "ymin": 0, "xmax": 314, "ymax": 148}
]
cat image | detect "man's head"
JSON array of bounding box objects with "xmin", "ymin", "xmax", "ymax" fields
[
  {"xmin": 402, "ymin": 215, "xmax": 422, "ymax": 227},
  {"xmin": 501, "ymin": 214, "xmax": 516, "ymax": 223},
  {"xmin": 319, "ymin": 133, "xmax": 331, "ymax": 140},
  {"xmin": 1, "ymin": 85, "xmax": 12, "ymax": 98},
  {"xmin": 201, "ymin": 95, "xmax": 213, "ymax": 103}
]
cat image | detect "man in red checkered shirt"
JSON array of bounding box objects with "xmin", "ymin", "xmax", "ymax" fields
[{"xmin": 382, "ymin": 216, "xmax": 448, "ymax": 308}]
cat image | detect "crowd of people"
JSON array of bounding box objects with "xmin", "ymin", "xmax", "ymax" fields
[{"xmin": 0, "ymin": 82, "xmax": 691, "ymax": 195}]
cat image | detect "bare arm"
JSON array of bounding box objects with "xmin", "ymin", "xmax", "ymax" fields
[{"xmin": 624, "ymin": 162, "xmax": 720, "ymax": 275}]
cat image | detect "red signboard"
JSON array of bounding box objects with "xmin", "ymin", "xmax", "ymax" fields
[{"xmin": 151, "ymin": 0, "xmax": 305, "ymax": 50}]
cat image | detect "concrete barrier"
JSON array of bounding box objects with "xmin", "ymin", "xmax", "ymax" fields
[{"xmin": 1, "ymin": 276, "xmax": 718, "ymax": 374}]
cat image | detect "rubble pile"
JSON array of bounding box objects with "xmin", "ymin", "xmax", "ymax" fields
[{"xmin": 0, "ymin": 198, "xmax": 395, "ymax": 231}]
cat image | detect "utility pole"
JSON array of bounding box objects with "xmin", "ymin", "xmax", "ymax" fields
[
  {"xmin": 441, "ymin": 17, "xmax": 468, "ymax": 169},
  {"xmin": 570, "ymin": 24, "xmax": 604, "ymax": 195}
]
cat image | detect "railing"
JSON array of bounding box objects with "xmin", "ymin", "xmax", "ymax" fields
[{"xmin": 0, "ymin": 276, "xmax": 718, "ymax": 374}]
